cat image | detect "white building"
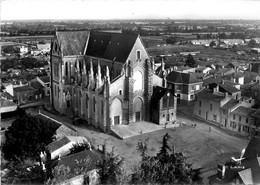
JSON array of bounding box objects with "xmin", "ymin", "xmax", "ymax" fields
[{"xmin": 46, "ymin": 136, "xmax": 89, "ymax": 159}]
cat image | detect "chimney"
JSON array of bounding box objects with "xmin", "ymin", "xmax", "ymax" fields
[
  {"xmin": 151, "ymin": 58, "xmax": 155, "ymax": 73},
  {"xmin": 225, "ymin": 92, "xmax": 228, "ymax": 98},
  {"xmin": 161, "ymin": 58, "xmax": 165, "ymax": 72},
  {"xmin": 96, "ymin": 61, "xmax": 102, "ymax": 89},
  {"xmin": 163, "ymin": 77, "xmax": 167, "ymax": 88},
  {"xmin": 106, "ymin": 66, "xmax": 110, "ymax": 84},
  {"xmin": 217, "ymin": 164, "xmax": 225, "ymax": 180},
  {"xmin": 236, "ymin": 93, "xmax": 241, "ymax": 100},
  {"xmin": 249, "ymin": 63, "xmax": 252, "ymax": 72}
]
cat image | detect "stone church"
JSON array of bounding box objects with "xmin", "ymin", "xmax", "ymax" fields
[{"xmin": 50, "ymin": 31, "xmax": 176, "ymax": 132}]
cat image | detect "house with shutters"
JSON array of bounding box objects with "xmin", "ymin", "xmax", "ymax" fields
[
  {"xmin": 50, "ymin": 31, "xmax": 173, "ymax": 132},
  {"xmin": 166, "ymin": 70, "xmax": 203, "ymax": 102},
  {"xmin": 194, "ymin": 87, "xmax": 257, "ymax": 136}
]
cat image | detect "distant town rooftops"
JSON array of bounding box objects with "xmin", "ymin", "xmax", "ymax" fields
[
  {"xmin": 13, "ymin": 85, "xmax": 35, "ymax": 92},
  {"xmin": 209, "ymin": 68, "xmax": 234, "ymax": 75},
  {"xmin": 166, "ymin": 71, "xmax": 202, "ymax": 84},
  {"xmin": 196, "ymin": 88, "xmax": 225, "ymax": 102},
  {"xmin": 195, "ymin": 66, "xmax": 210, "ymax": 72},
  {"xmin": 226, "ymin": 62, "xmax": 241, "ymax": 68},
  {"xmin": 30, "ymin": 81, "xmax": 44, "ymax": 89},
  {"xmin": 38, "ymin": 76, "xmax": 50, "ymax": 83},
  {"xmin": 36, "ymin": 43, "xmax": 51, "ymax": 50},
  {"xmin": 219, "ymin": 83, "xmax": 240, "ymax": 93},
  {"xmin": 221, "ymin": 99, "xmax": 238, "ymax": 110}
]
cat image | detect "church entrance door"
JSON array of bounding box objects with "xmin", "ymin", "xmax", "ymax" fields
[
  {"xmin": 114, "ymin": 116, "xmax": 120, "ymax": 125},
  {"xmin": 133, "ymin": 97, "xmax": 143, "ymax": 122},
  {"xmin": 136, "ymin": 112, "xmax": 141, "ymax": 122}
]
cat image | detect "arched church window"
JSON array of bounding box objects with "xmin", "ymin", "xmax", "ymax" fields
[
  {"xmin": 101, "ymin": 101, "xmax": 104, "ymax": 115},
  {"xmin": 133, "ymin": 71, "xmax": 143, "ymax": 91},
  {"xmin": 93, "ymin": 97, "xmax": 95, "ymax": 112},
  {"xmin": 79, "ymin": 60, "xmax": 82, "ymax": 73},
  {"xmin": 86, "ymin": 94, "xmax": 88, "ymax": 109},
  {"xmin": 137, "ymin": 50, "xmax": 141, "ymax": 60},
  {"xmin": 65, "ymin": 62, "xmax": 68, "ymax": 75},
  {"xmin": 66, "ymin": 91, "xmax": 71, "ymax": 108},
  {"xmin": 55, "ymin": 43, "xmax": 58, "ymax": 52}
]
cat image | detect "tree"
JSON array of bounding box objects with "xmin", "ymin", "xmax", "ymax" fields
[
  {"xmin": 51, "ymin": 155, "xmax": 93, "ymax": 184},
  {"xmin": 2, "ymin": 45, "xmax": 19, "ymax": 54},
  {"xmin": 2, "ymin": 161, "xmax": 45, "ymax": 184},
  {"xmin": 185, "ymin": 54, "xmax": 198, "ymax": 68},
  {"xmin": 1, "ymin": 58, "xmax": 19, "ymax": 71},
  {"xmin": 248, "ymin": 39, "xmax": 257, "ymax": 48},
  {"xmin": 210, "ymin": 41, "xmax": 216, "ymax": 47},
  {"xmin": 69, "ymin": 141, "xmax": 91, "ymax": 155},
  {"xmin": 131, "ymin": 133, "xmax": 203, "ymax": 184},
  {"xmin": 2, "ymin": 112, "xmax": 59, "ymax": 162},
  {"xmin": 219, "ymin": 32, "xmax": 227, "ymax": 39},
  {"xmin": 97, "ymin": 144, "xmax": 124, "ymax": 184},
  {"xmin": 166, "ymin": 37, "xmax": 178, "ymax": 44}
]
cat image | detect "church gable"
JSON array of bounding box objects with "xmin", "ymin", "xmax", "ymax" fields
[
  {"xmin": 110, "ymin": 74, "xmax": 125, "ymax": 98},
  {"xmin": 126, "ymin": 35, "xmax": 149, "ymax": 63}
]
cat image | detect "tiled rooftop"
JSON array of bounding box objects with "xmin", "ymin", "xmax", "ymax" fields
[
  {"xmin": 221, "ymin": 99, "xmax": 238, "ymax": 110},
  {"xmin": 196, "ymin": 88, "xmax": 225, "ymax": 102},
  {"xmin": 47, "ymin": 136, "xmax": 71, "ymax": 153},
  {"xmin": 166, "ymin": 71, "xmax": 202, "ymax": 84},
  {"xmin": 232, "ymin": 106, "xmax": 256, "ymax": 116},
  {"xmin": 39, "ymin": 76, "xmax": 50, "ymax": 83},
  {"xmin": 13, "ymin": 85, "xmax": 35, "ymax": 92}
]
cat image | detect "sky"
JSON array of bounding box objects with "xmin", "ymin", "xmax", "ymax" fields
[{"xmin": 1, "ymin": 0, "xmax": 260, "ymax": 20}]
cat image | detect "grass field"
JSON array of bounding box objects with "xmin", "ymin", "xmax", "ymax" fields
[
  {"xmin": 0, "ymin": 41, "xmax": 28, "ymax": 47},
  {"xmin": 147, "ymin": 44, "xmax": 259, "ymax": 67}
]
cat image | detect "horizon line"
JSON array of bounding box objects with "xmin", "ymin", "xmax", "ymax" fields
[{"xmin": 2, "ymin": 18, "xmax": 260, "ymax": 21}]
